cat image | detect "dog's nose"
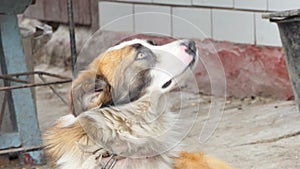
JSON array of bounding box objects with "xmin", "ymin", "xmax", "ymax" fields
[{"xmin": 180, "ymin": 40, "xmax": 197, "ymax": 56}]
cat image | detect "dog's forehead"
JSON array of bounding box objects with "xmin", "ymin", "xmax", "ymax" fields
[{"xmin": 108, "ymin": 39, "xmax": 152, "ymax": 51}]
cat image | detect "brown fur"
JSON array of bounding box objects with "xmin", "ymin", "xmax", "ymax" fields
[
  {"xmin": 69, "ymin": 46, "xmax": 136, "ymax": 115},
  {"xmin": 90, "ymin": 46, "xmax": 136, "ymax": 85},
  {"xmin": 69, "ymin": 70, "xmax": 112, "ymax": 113},
  {"xmin": 175, "ymin": 152, "xmax": 233, "ymax": 169},
  {"xmin": 44, "ymin": 121, "xmax": 85, "ymax": 164},
  {"xmin": 45, "ymin": 123, "xmax": 233, "ymax": 169},
  {"xmin": 46, "ymin": 40, "xmax": 233, "ymax": 169}
]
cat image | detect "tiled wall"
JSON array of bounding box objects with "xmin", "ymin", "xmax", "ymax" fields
[{"xmin": 98, "ymin": 0, "xmax": 300, "ymax": 46}]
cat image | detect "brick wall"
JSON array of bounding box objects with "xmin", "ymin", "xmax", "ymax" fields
[{"xmin": 98, "ymin": 0, "xmax": 300, "ymax": 47}]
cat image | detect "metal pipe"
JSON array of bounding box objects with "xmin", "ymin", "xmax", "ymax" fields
[
  {"xmin": 0, "ymin": 71, "xmax": 72, "ymax": 91},
  {"xmin": 67, "ymin": 0, "xmax": 77, "ymax": 77},
  {"xmin": 0, "ymin": 79, "xmax": 72, "ymax": 91},
  {"xmin": 0, "ymin": 71, "xmax": 71, "ymax": 79},
  {"xmin": 0, "ymin": 145, "xmax": 43, "ymax": 155},
  {"xmin": 0, "ymin": 91, "xmax": 8, "ymax": 131},
  {"xmin": 38, "ymin": 74, "xmax": 68, "ymax": 105}
]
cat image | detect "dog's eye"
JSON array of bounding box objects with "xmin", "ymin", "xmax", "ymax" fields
[{"xmin": 136, "ymin": 52, "xmax": 146, "ymax": 60}]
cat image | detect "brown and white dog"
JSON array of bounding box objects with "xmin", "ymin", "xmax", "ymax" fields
[{"xmin": 44, "ymin": 39, "xmax": 233, "ymax": 169}]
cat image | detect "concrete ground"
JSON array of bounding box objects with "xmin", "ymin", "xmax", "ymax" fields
[
  {"xmin": 193, "ymin": 96, "xmax": 300, "ymax": 169},
  {"xmin": 1, "ymin": 65, "xmax": 299, "ymax": 169}
]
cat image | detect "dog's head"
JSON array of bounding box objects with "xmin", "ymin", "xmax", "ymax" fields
[{"xmin": 70, "ymin": 39, "xmax": 197, "ymax": 116}]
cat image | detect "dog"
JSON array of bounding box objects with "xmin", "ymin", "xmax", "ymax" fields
[{"xmin": 44, "ymin": 39, "xmax": 233, "ymax": 169}]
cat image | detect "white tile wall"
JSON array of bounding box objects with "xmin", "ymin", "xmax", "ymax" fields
[
  {"xmin": 117, "ymin": 0, "xmax": 152, "ymax": 3},
  {"xmin": 99, "ymin": 2, "xmax": 134, "ymax": 32},
  {"xmin": 98, "ymin": 0, "xmax": 288, "ymax": 46},
  {"xmin": 172, "ymin": 7, "xmax": 211, "ymax": 39},
  {"xmin": 268, "ymin": 0, "xmax": 300, "ymax": 11},
  {"xmin": 255, "ymin": 13, "xmax": 282, "ymax": 46},
  {"xmin": 193, "ymin": 0, "xmax": 234, "ymax": 8},
  {"xmin": 234, "ymin": 0, "xmax": 268, "ymax": 11},
  {"xmin": 134, "ymin": 5, "xmax": 172, "ymax": 36},
  {"xmin": 152, "ymin": 0, "xmax": 192, "ymax": 5},
  {"xmin": 212, "ymin": 9, "xmax": 255, "ymax": 44}
]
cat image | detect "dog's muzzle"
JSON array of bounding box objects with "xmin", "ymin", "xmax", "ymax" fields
[
  {"xmin": 180, "ymin": 39, "xmax": 197, "ymax": 68},
  {"xmin": 180, "ymin": 40, "xmax": 197, "ymax": 58}
]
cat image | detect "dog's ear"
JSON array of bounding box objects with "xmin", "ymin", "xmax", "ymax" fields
[{"xmin": 69, "ymin": 71, "xmax": 111, "ymax": 116}]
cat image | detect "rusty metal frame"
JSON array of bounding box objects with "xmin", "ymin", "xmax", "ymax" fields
[
  {"xmin": 0, "ymin": 71, "xmax": 72, "ymax": 91},
  {"xmin": 0, "ymin": 71, "xmax": 72, "ymax": 142}
]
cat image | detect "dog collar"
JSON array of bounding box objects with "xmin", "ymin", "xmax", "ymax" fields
[{"xmin": 101, "ymin": 154, "xmax": 126, "ymax": 169}]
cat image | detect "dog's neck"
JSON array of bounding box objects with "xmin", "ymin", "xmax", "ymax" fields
[
  {"xmin": 76, "ymin": 91, "xmax": 190, "ymax": 169},
  {"xmin": 53, "ymin": 92, "xmax": 192, "ymax": 169}
]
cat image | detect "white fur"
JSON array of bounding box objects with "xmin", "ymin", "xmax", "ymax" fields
[
  {"xmin": 55, "ymin": 93, "xmax": 194, "ymax": 169},
  {"xmin": 59, "ymin": 114, "xmax": 77, "ymax": 127},
  {"xmin": 110, "ymin": 39, "xmax": 195, "ymax": 93},
  {"xmin": 52, "ymin": 39, "xmax": 197, "ymax": 169}
]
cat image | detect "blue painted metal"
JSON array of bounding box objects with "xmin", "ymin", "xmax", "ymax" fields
[
  {"xmin": 25, "ymin": 150, "xmax": 45, "ymax": 164},
  {"xmin": 0, "ymin": 0, "xmax": 34, "ymax": 15},
  {"xmin": 0, "ymin": 6, "xmax": 45, "ymax": 164},
  {"xmin": 0, "ymin": 132, "xmax": 21, "ymax": 149}
]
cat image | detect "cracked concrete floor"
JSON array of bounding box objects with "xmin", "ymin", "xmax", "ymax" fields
[
  {"xmin": 195, "ymin": 98, "xmax": 300, "ymax": 169},
  {"xmin": 2, "ymin": 65, "xmax": 299, "ymax": 169},
  {"xmin": 168, "ymin": 90, "xmax": 300, "ymax": 169}
]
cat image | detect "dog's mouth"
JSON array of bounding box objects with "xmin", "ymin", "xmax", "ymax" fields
[
  {"xmin": 161, "ymin": 58, "xmax": 195, "ymax": 90},
  {"xmin": 161, "ymin": 45, "xmax": 197, "ymax": 90},
  {"xmin": 162, "ymin": 79, "xmax": 172, "ymax": 89}
]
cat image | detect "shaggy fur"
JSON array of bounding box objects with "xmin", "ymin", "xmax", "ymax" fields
[{"xmin": 44, "ymin": 39, "xmax": 233, "ymax": 169}]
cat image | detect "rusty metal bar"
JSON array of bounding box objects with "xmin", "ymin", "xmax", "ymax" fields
[
  {"xmin": 0, "ymin": 145, "xmax": 43, "ymax": 155},
  {"xmin": 67, "ymin": 0, "xmax": 77, "ymax": 77},
  {"xmin": 0, "ymin": 71, "xmax": 72, "ymax": 91},
  {"xmin": 2, "ymin": 71, "xmax": 71, "ymax": 80},
  {"xmin": 0, "ymin": 74, "xmax": 28, "ymax": 83},
  {"xmin": 0, "ymin": 80, "xmax": 71, "ymax": 91},
  {"xmin": 0, "ymin": 91, "xmax": 8, "ymax": 131},
  {"xmin": 38, "ymin": 74, "xmax": 68, "ymax": 105}
]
